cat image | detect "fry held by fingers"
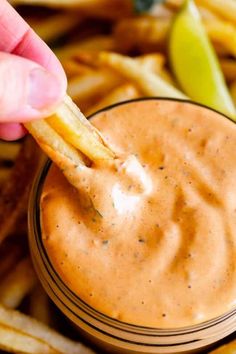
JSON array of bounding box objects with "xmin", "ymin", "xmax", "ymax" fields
[{"xmin": 25, "ymin": 95, "xmax": 115, "ymax": 167}]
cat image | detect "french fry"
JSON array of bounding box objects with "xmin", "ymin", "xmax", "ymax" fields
[
  {"xmin": 0, "ymin": 257, "xmax": 37, "ymax": 309},
  {"xmin": 25, "ymin": 119, "xmax": 84, "ymax": 167},
  {"xmin": 47, "ymin": 95, "xmax": 115, "ymax": 162},
  {"xmin": 24, "ymin": 119, "xmax": 90, "ymax": 192},
  {"xmin": 97, "ymin": 52, "xmax": 187, "ymax": 98},
  {"xmin": 26, "ymin": 95, "xmax": 115, "ymax": 193},
  {"xmin": 0, "ymin": 137, "xmax": 41, "ymax": 246},
  {"xmin": 0, "ymin": 323, "xmax": 59, "ymax": 354},
  {"xmin": 67, "ymin": 69, "xmax": 122, "ymax": 102},
  {"xmin": 209, "ymin": 340, "xmax": 236, "ymax": 353},
  {"xmin": 55, "ymin": 35, "xmax": 117, "ymax": 61},
  {"xmin": 135, "ymin": 53, "xmax": 165, "ymax": 73},
  {"xmin": 196, "ymin": 0, "xmax": 236, "ymax": 25},
  {"xmin": 136, "ymin": 54, "xmax": 177, "ymax": 85},
  {"xmin": 204, "ymin": 19, "xmax": 236, "ymax": 57},
  {"xmin": 28, "ymin": 13, "xmax": 81, "ymax": 43},
  {"xmin": 86, "ymin": 83, "xmax": 140, "ymax": 116},
  {"xmin": 29, "ymin": 284, "xmax": 51, "ymax": 325},
  {"xmin": 0, "ymin": 305, "xmax": 95, "ymax": 354}
]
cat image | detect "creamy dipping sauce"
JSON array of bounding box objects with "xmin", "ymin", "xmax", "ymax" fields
[{"xmin": 41, "ymin": 99, "xmax": 236, "ymax": 328}]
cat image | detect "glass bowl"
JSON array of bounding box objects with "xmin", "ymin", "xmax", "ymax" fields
[{"xmin": 28, "ymin": 98, "xmax": 236, "ymax": 354}]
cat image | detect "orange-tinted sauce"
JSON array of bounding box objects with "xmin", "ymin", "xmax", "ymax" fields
[{"xmin": 41, "ymin": 100, "xmax": 236, "ymax": 328}]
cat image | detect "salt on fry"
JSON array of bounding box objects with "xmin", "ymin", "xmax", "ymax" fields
[
  {"xmin": 0, "ymin": 257, "xmax": 37, "ymax": 309},
  {"xmin": 86, "ymin": 83, "xmax": 140, "ymax": 116},
  {"xmin": 97, "ymin": 52, "xmax": 187, "ymax": 99},
  {"xmin": 0, "ymin": 305, "xmax": 95, "ymax": 354}
]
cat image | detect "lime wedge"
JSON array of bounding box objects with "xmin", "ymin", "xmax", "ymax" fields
[{"xmin": 169, "ymin": 0, "xmax": 236, "ymax": 119}]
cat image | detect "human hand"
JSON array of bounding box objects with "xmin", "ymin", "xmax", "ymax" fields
[{"xmin": 0, "ymin": 0, "xmax": 67, "ymax": 141}]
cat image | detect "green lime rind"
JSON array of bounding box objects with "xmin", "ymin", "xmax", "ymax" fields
[{"xmin": 169, "ymin": 0, "xmax": 236, "ymax": 119}]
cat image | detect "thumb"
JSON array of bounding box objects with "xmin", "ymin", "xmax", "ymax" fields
[{"xmin": 0, "ymin": 52, "xmax": 67, "ymax": 122}]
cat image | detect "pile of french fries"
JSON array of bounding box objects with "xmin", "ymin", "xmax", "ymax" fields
[{"xmin": 1, "ymin": 0, "xmax": 236, "ymax": 352}]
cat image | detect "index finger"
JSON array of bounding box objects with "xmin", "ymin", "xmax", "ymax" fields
[{"xmin": 0, "ymin": 0, "xmax": 66, "ymax": 79}]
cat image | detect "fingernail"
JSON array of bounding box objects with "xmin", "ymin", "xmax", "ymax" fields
[{"xmin": 28, "ymin": 67, "xmax": 63, "ymax": 110}]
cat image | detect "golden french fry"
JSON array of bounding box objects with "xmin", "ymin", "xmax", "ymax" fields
[
  {"xmin": 25, "ymin": 119, "xmax": 84, "ymax": 166},
  {"xmin": 67, "ymin": 69, "xmax": 122, "ymax": 102},
  {"xmin": 136, "ymin": 54, "xmax": 177, "ymax": 85},
  {"xmin": 97, "ymin": 52, "xmax": 187, "ymax": 98},
  {"xmin": 204, "ymin": 19, "xmax": 236, "ymax": 57},
  {"xmin": 209, "ymin": 340, "xmax": 236, "ymax": 353},
  {"xmin": 29, "ymin": 284, "xmax": 51, "ymax": 325},
  {"xmin": 0, "ymin": 137, "xmax": 41, "ymax": 246},
  {"xmin": 86, "ymin": 83, "xmax": 140, "ymax": 116},
  {"xmin": 0, "ymin": 305, "xmax": 95, "ymax": 354},
  {"xmin": 135, "ymin": 53, "xmax": 165, "ymax": 73},
  {"xmin": 196, "ymin": 0, "xmax": 236, "ymax": 25},
  {"xmin": 28, "ymin": 13, "xmax": 81, "ymax": 43},
  {"xmin": 0, "ymin": 323, "xmax": 59, "ymax": 354},
  {"xmin": 47, "ymin": 95, "xmax": 115, "ymax": 162},
  {"xmin": 0, "ymin": 257, "xmax": 37, "ymax": 309},
  {"xmin": 55, "ymin": 35, "xmax": 116, "ymax": 61}
]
